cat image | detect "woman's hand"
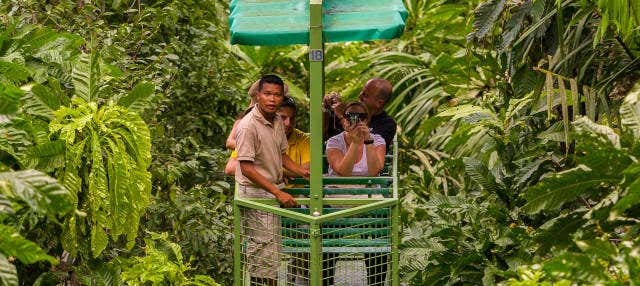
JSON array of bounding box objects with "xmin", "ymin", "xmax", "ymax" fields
[{"xmin": 346, "ymin": 123, "xmax": 366, "ymax": 145}]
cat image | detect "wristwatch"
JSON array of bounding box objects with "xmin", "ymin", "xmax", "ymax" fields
[{"xmin": 364, "ymin": 139, "xmax": 374, "ymax": 145}]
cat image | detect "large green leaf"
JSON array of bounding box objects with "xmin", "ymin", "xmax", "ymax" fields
[
  {"xmin": 116, "ymin": 81, "xmax": 154, "ymax": 112},
  {"xmin": 71, "ymin": 52, "xmax": 100, "ymax": 102},
  {"xmin": 0, "ymin": 83, "xmax": 23, "ymax": 115},
  {"xmin": 0, "ymin": 170, "xmax": 73, "ymax": 217},
  {"xmin": 21, "ymin": 83, "xmax": 62, "ymax": 120},
  {"xmin": 522, "ymin": 165, "xmax": 610, "ymax": 214},
  {"xmin": 0, "ymin": 61, "xmax": 30, "ymax": 85},
  {"xmin": 0, "ymin": 225, "xmax": 57, "ymax": 265},
  {"xmin": 463, "ymin": 157, "xmax": 498, "ymax": 193},
  {"xmin": 467, "ymin": 0, "xmax": 506, "ymax": 42}
]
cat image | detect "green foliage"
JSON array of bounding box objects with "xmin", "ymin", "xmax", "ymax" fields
[
  {"xmin": 121, "ymin": 232, "xmax": 220, "ymax": 286},
  {"xmin": 50, "ymin": 99, "xmax": 152, "ymax": 257},
  {"xmin": 0, "ymin": 169, "xmax": 73, "ymax": 218},
  {"xmin": 0, "ymin": 225, "xmax": 57, "ymax": 265}
]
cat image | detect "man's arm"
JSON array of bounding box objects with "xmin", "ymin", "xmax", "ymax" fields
[
  {"xmin": 282, "ymin": 154, "xmax": 310, "ymax": 180},
  {"xmin": 239, "ymin": 161, "xmax": 297, "ymax": 207}
]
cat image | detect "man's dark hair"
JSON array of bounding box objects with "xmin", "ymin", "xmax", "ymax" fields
[
  {"xmin": 280, "ymin": 96, "xmax": 297, "ymax": 116},
  {"xmin": 258, "ymin": 74, "xmax": 285, "ymax": 92}
]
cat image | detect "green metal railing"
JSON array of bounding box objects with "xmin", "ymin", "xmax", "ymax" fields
[
  {"xmin": 232, "ymin": 1, "xmax": 401, "ymax": 284},
  {"xmin": 233, "ymin": 137, "xmax": 399, "ymax": 285}
]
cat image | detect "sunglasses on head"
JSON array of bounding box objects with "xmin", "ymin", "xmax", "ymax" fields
[{"xmin": 344, "ymin": 112, "xmax": 367, "ymax": 121}]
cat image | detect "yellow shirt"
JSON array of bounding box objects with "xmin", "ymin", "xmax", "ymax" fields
[{"xmin": 231, "ymin": 128, "xmax": 309, "ymax": 166}]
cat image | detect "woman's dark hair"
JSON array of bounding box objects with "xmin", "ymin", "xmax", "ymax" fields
[
  {"xmin": 344, "ymin": 101, "xmax": 369, "ymax": 118},
  {"xmin": 258, "ymin": 74, "xmax": 285, "ymax": 92},
  {"xmin": 280, "ymin": 96, "xmax": 297, "ymax": 115}
]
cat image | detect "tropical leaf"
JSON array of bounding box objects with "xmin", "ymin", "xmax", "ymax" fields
[
  {"xmin": 25, "ymin": 140, "xmax": 66, "ymax": 171},
  {"xmin": 0, "ymin": 169, "xmax": 73, "ymax": 217},
  {"xmin": 573, "ymin": 117, "xmax": 620, "ymax": 148},
  {"xmin": 522, "ymin": 165, "xmax": 608, "ymax": 214},
  {"xmin": 72, "ymin": 52, "xmax": 100, "ymax": 102},
  {"xmin": 620, "ymin": 82, "xmax": 640, "ymax": 138},
  {"xmin": 0, "ymin": 83, "xmax": 23, "ymax": 115},
  {"xmin": 463, "ymin": 157, "xmax": 498, "ymax": 192},
  {"xmin": 501, "ymin": 0, "xmax": 530, "ymax": 50},
  {"xmin": 535, "ymin": 209, "xmax": 587, "ymax": 253},
  {"xmin": 0, "ymin": 191, "xmax": 12, "ymax": 215},
  {"xmin": 0, "ymin": 61, "xmax": 30, "ymax": 85},
  {"xmin": 610, "ymin": 174, "xmax": 640, "ymax": 217},
  {"xmin": 20, "ymin": 83, "xmax": 63, "ymax": 120},
  {"xmin": 467, "ymin": 0, "xmax": 506, "ymax": 42},
  {"xmin": 0, "ymin": 253, "xmax": 17, "ymax": 286},
  {"xmin": 0, "ymin": 225, "xmax": 57, "ymax": 265},
  {"xmin": 117, "ymin": 81, "xmax": 154, "ymax": 111},
  {"xmin": 50, "ymin": 101, "xmax": 151, "ymax": 257}
]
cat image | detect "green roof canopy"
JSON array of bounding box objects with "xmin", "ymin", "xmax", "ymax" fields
[{"xmin": 229, "ymin": 0, "xmax": 408, "ymax": 46}]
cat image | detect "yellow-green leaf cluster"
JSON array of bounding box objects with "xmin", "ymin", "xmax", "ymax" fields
[{"xmin": 50, "ymin": 99, "xmax": 151, "ymax": 257}]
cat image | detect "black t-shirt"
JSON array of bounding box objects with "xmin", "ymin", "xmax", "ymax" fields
[{"xmin": 324, "ymin": 110, "xmax": 397, "ymax": 153}]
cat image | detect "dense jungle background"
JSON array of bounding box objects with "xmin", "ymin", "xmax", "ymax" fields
[{"xmin": 1, "ymin": 0, "xmax": 640, "ymax": 285}]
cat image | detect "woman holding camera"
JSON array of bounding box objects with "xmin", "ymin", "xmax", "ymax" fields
[{"xmin": 326, "ymin": 101, "xmax": 386, "ymax": 177}]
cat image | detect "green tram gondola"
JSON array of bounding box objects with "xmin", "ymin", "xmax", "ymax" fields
[{"xmin": 230, "ymin": 1, "xmax": 406, "ymax": 285}]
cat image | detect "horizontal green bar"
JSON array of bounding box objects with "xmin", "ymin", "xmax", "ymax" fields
[
  {"xmin": 317, "ymin": 199, "xmax": 397, "ymax": 223},
  {"xmin": 283, "ymin": 238, "xmax": 390, "ymax": 247},
  {"xmin": 247, "ymin": 198, "xmax": 390, "ymax": 206},
  {"xmin": 288, "ymin": 176, "xmax": 393, "ymax": 186},
  {"xmin": 282, "ymin": 228, "xmax": 389, "ymax": 237},
  {"xmin": 286, "ymin": 187, "xmax": 390, "ymax": 196},
  {"xmin": 235, "ymin": 198, "xmax": 315, "ymax": 223},
  {"xmin": 284, "ymin": 208, "xmax": 389, "ymax": 216},
  {"xmin": 283, "ymin": 217, "xmax": 388, "ymax": 227},
  {"xmin": 283, "ymin": 246, "xmax": 391, "ymax": 254}
]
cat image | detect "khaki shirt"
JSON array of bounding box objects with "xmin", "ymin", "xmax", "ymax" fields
[{"xmin": 235, "ymin": 107, "xmax": 288, "ymax": 188}]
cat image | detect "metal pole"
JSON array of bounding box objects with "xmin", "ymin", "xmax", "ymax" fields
[
  {"xmin": 392, "ymin": 135, "xmax": 400, "ymax": 285},
  {"xmin": 391, "ymin": 204, "xmax": 400, "ymax": 286},
  {"xmin": 309, "ymin": 1, "xmax": 324, "ymax": 285},
  {"xmin": 233, "ymin": 197, "xmax": 242, "ymax": 286},
  {"xmin": 309, "ymin": 222, "xmax": 323, "ymax": 286},
  {"xmin": 309, "ymin": 0, "xmax": 324, "ymax": 215}
]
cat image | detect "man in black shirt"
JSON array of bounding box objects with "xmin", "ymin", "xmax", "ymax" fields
[{"xmin": 323, "ymin": 78, "xmax": 397, "ymax": 153}]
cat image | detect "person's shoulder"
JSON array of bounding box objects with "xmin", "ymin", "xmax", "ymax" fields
[
  {"xmin": 292, "ymin": 129, "xmax": 310, "ymax": 142},
  {"xmin": 326, "ymin": 132, "xmax": 344, "ymax": 147}
]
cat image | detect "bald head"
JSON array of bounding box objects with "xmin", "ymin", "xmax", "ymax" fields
[
  {"xmin": 366, "ymin": 78, "xmax": 392, "ymax": 103},
  {"xmin": 359, "ymin": 78, "xmax": 392, "ymax": 115}
]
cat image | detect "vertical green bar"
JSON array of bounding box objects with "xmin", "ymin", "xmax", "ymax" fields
[
  {"xmin": 309, "ymin": 222, "xmax": 322, "ymax": 286},
  {"xmin": 309, "ymin": 1, "xmax": 324, "ymax": 284},
  {"xmin": 233, "ymin": 200, "xmax": 242, "ymax": 286},
  {"xmin": 391, "ymin": 203, "xmax": 400, "ymax": 286},
  {"xmin": 309, "ymin": 0, "xmax": 324, "ymax": 215}
]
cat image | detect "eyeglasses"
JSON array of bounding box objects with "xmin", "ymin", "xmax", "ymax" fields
[{"xmin": 344, "ymin": 112, "xmax": 367, "ymax": 121}]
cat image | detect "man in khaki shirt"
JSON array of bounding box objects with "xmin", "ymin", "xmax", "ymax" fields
[{"xmin": 235, "ymin": 74, "xmax": 309, "ymax": 286}]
